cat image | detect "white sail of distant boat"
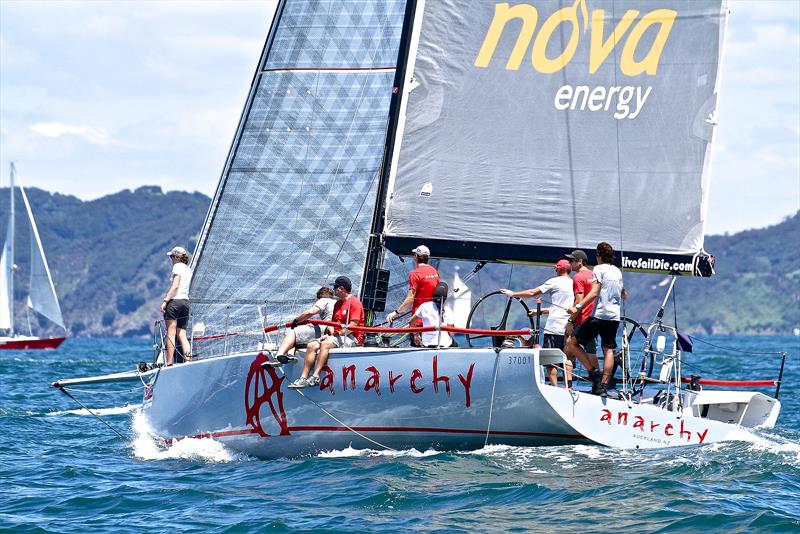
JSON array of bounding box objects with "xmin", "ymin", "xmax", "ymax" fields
[
  {"xmin": 55, "ymin": 0, "xmax": 787, "ymax": 455},
  {"xmin": 450, "ymin": 267, "xmax": 471, "ymax": 329},
  {"xmin": 1, "ymin": 162, "xmax": 66, "ymax": 350}
]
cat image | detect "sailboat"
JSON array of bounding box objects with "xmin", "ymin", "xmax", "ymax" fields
[
  {"xmin": 54, "ymin": 0, "xmax": 787, "ymax": 454},
  {"xmin": 1, "ymin": 163, "xmax": 67, "ymax": 350}
]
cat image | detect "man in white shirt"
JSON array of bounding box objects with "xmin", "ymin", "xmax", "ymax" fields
[
  {"xmin": 567, "ymin": 242, "xmax": 628, "ymax": 397},
  {"xmin": 501, "ymin": 259, "xmax": 573, "ymax": 386},
  {"xmin": 412, "ymin": 281, "xmax": 454, "ymax": 348}
]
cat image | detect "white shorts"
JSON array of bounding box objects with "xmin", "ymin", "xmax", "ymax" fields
[
  {"xmin": 294, "ymin": 324, "xmax": 323, "ymax": 345},
  {"xmin": 327, "ymin": 334, "xmax": 357, "ymax": 348}
]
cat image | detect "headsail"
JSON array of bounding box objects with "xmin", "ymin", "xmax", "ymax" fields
[
  {"xmin": 17, "ymin": 175, "xmax": 65, "ymax": 329},
  {"xmin": 189, "ymin": 0, "xmax": 407, "ymax": 354},
  {"xmin": 382, "ymin": 0, "xmax": 727, "ymax": 275}
]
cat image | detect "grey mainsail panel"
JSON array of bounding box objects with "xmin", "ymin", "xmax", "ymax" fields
[
  {"xmin": 190, "ymin": 0, "xmax": 406, "ymax": 357},
  {"xmin": 384, "ymin": 0, "xmax": 726, "ymax": 271}
]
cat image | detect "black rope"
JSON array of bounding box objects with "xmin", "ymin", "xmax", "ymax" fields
[{"xmin": 55, "ymin": 386, "xmax": 127, "ymax": 440}]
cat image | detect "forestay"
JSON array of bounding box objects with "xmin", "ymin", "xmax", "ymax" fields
[
  {"xmin": 383, "ymin": 0, "xmax": 727, "ymax": 275},
  {"xmin": 189, "ymin": 0, "xmax": 407, "ymax": 356}
]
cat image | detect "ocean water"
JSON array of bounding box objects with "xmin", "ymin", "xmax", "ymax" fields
[{"xmin": 1, "ymin": 336, "xmax": 798, "ymax": 533}]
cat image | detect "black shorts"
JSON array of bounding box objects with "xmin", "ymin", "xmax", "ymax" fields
[
  {"xmin": 574, "ymin": 316, "xmax": 619, "ymax": 350},
  {"xmin": 543, "ymin": 334, "xmax": 565, "ymax": 350},
  {"xmin": 164, "ymin": 299, "xmax": 190, "ymax": 329}
]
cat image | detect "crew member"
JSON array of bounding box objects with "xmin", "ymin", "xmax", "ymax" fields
[
  {"xmin": 161, "ymin": 246, "xmax": 192, "ymax": 366},
  {"xmin": 289, "ymin": 276, "xmax": 364, "ymax": 388},
  {"xmin": 386, "ymin": 245, "xmax": 439, "ymax": 335},
  {"xmin": 567, "ymin": 242, "xmax": 628, "ymax": 398},
  {"xmin": 501, "ymin": 259, "xmax": 573, "ymax": 386}
]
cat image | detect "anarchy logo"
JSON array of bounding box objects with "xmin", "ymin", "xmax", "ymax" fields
[{"xmin": 244, "ymin": 352, "xmax": 290, "ymax": 437}]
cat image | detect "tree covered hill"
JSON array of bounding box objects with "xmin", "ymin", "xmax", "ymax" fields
[{"xmin": 1, "ymin": 185, "xmax": 797, "ymax": 337}]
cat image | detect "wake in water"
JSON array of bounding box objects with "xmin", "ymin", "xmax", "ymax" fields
[
  {"xmin": 48, "ymin": 403, "xmax": 140, "ymax": 417},
  {"xmin": 130, "ymin": 411, "xmax": 247, "ymax": 463},
  {"xmin": 317, "ymin": 445, "xmax": 442, "ymax": 458}
]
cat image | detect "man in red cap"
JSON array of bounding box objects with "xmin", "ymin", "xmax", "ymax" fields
[
  {"xmin": 501, "ymin": 259, "xmax": 573, "ymax": 386},
  {"xmin": 386, "ymin": 245, "xmax": 440, "ymax": 333}
]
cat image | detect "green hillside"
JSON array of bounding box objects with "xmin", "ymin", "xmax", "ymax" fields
[{"xmin": 1, "ymin": 185, "xmax": 797, "ymax": 337}]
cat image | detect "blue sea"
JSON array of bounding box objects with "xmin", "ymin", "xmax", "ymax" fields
[{"xmin": 1, "ymin": 336, "xmax": 799, "ymax": 533}]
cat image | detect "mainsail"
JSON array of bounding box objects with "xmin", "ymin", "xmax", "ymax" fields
[
  {"xmin": 0, "ymin": 223, "xmax": 12, "ymax": 332},
  {"xmin": 190, "ymin": 0, "xmax": 407, "ymax": 355},
  {"xmin": 382, "ymin": 0, "xmax": 727, "ymax": 275}
]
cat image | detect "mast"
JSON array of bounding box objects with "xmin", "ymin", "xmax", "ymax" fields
[
  {"xmin": 360, "ymin": 0, "xmax": 418, "ymax": 317},
  {"xmin": 9, "ymin": 163, "xmax": 15, "ymax": 336}
]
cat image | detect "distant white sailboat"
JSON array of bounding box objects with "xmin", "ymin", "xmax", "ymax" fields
[{"xmin": 0, "ymin": 163, "xmax": 66, "ymax": 350}]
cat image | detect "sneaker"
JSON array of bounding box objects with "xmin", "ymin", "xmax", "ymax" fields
[
  {"xmin": 288, "ymin": 377, "xmax": 310, "ymax": 388},
  {"xmin": 596, "ymin": 383, "xmax": 609, "ymax": 398},
  {"xmin": 306, "ymin": 375, "xmax": 320, "ymax": 387},
  {"xmin": 261, "ymin": 359, "xmax": 283, "ymax": 368},
  {"xmin": 276, "ymin": 354, "xmax": 298, "ymax": 364},
  {"xmin": 588, "ymin": 369, "xmax": 603, "ymax": 395}
]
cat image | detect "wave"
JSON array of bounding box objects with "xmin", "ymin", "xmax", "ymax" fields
[
  {"xmin": 130, "ymin": 411, "xmax": 247, "ymax": 463},
  {"xmin": 48, "ymin": 403, "xmax": 140, "ymax": 416},
  {"xmin": 317, "ymin": 445, "xmax": 442, "ymax": 458}
]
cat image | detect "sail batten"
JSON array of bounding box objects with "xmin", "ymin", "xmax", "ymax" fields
[{"xmin": 383, "ymin": 0, "xmax": 727, "ymax": 275}]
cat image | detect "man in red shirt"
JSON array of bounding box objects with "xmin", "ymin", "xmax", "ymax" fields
[
  {"xmin": 289, "ymin": 276, "xmax": 365, "ymax": 388},
  {"xmin": 564, "ymin": 249, "xmax": 602, "ymax": 390},
  {"xmin": 386, "ymin": 245, "xmax": 440, "ymax": 326}
]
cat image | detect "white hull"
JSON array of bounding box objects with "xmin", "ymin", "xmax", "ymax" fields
[
  {"xmin": 133, "ymin": 346, "xmax": 779, "ymax": 457},
  {"xmin": 539, "ymin": 383, "xmax": 780, "ymax": 449}
]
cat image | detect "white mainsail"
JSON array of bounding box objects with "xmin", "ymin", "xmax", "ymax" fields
[
  {"xmin": 0, "ymin": 162, "xmax": 15, "ymax": 333},
  {"xmin": 0, "ymin": 225, "xmax": 13, "ymax": 332}
]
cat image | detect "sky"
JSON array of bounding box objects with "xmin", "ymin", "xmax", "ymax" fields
[{"xmin": 0, "ymin": 0, "xmax": 798, "ymax": 236}]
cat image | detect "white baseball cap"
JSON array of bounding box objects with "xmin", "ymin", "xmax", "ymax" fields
[
  {"xmin": 167, "ymin": 246, "xmax": 188, "ymax": 257},
  {"xmin": 412, "ymin": 245, "xmax": 430, "ymax": 257}
]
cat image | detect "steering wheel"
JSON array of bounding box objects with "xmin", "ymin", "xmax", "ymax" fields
[
  {"xmin": 617, "ymin": 316, "xmax": 653, "ymax": 385},
  {"xmin": 465, "ymin": 290, "xmax": 536, "ymax": 348}
]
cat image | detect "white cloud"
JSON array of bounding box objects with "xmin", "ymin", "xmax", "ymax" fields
[{"xmin": 29, "ymin": 122, "xmax": 110, "ymax": 145}]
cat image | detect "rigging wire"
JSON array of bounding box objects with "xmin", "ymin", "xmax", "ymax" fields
[
  {"xmin": 687, "ymin": 336, "xmax": 788, "ymax": 357},
  {"xmin": 274, "ymin": 365, "xmax": 396, "ymax": 452},
  {"xmin": 54, "ymin": 386, "xmax": 127, "ymax": 440},
  {"xmin": 484, "ymin": 353, "xmax": 501, "ymax": 448}
]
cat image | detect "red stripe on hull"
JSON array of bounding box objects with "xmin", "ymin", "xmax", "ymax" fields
[
  {"xmin": 0, "ymin": 336, "xmax": 66, "ymax": 350},
  {"xmin": 164, "ymin": 426, "xmax": 586, "ymax": 444}
]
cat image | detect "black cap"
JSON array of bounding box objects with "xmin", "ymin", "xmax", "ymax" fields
[
  {"xmin": 433, "ymin": 281, "xmax": 449, "ymax": 299},
  {"xmin": 333, "ymin": 275, "xmax": 352, "ymax": 292},
  {"xmin": 565, "ymin": 249, "xmax": 588, "ymax": 262}
]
